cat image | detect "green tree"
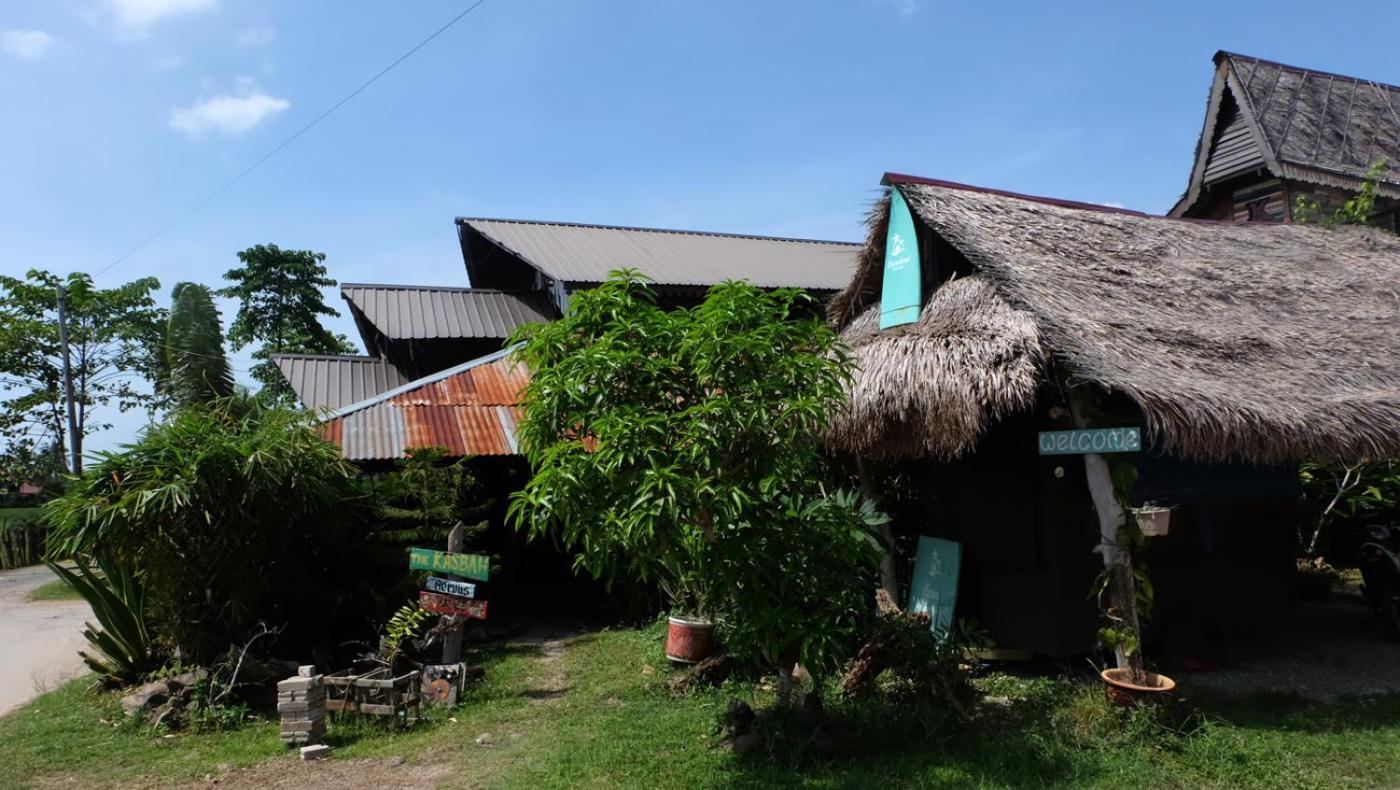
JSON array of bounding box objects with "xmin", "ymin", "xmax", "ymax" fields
[
  {"xmin": 0, "ymin": 270, "xmax": 163, "ymax": 474},
  {"xmin": 375, "ymin": 446, "xmax": 493, "ymax": 551},
  {"xmin": 508, "ymin": 271, "xmax": 880, "ymax": 700},
  {"xmin": 219, "ymin": 244, "xmax": 355, "ymax": 401},
  {"xmin": 160, "ymin": 282, "xmax": 234, "ymax": 409}
]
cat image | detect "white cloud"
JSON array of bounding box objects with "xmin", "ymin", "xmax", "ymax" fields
[
  {"xmin": 1, "ymin": 30, "xmax": 55, "ymax": 61},
  {"xmin": 235, "ymin": 27, "xmax": 274, "ymax": 47},
  {"xmin": 103, "ymin": 0, "xmax": 217, "ymax": 30},
  {"xmin": 151, "ymin": 54, "xmax": 183, "ymax": 70},
  {"xmin": 169, "ymin": 79, "xmax": 289, "ymax": 137}
]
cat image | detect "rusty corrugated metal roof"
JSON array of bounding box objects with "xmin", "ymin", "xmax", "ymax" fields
[
  {"xmin": 340, "ymin": 284, "xmax": 556, "ymax": 340},
  {"xmin": 273, "ymin": 354, "xmax": 411, "ymax": 411},
  {"xmin": 321, "ymin": 347, "xmax": 527, "ymax": 461},
  {"xmin": 458, "ymin": 218, "xmax": 861, "ymax": 290}
]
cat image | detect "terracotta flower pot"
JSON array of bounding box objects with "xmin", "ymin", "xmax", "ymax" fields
[
  {"xmin": 1132, "ymin": 506, "xmax": 1172, "ymax": 537},
  {"xmin": 1100, "ymin": 667, "xmax": 1176, "ymax": 707},
  {"xmin": 664, "ymin": 616, "xmax": 714, "ymax": 664}
]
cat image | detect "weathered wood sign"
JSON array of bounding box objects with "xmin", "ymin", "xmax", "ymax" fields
[
  {"xmin": 408, "ymin": 547, "xmax": 490, "ymax": 581},
  {"xmin": 425, "ymin": 576, "xmax": 476, "ymax": 599},
  {"xmin": 1037, "ymin": 427, "xmax": 1141, "ymax": 456},
  {"xmin": 908, "ymin": 536, "xmax": 962, "ymax": 636},
  {"xmin": 419, "ymin": 591, "xmax": 488, "ymax": 620}
]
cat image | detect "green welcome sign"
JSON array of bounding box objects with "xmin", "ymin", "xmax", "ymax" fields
[
  {"xmin": 879, "ymin": 187, "xmax": 922, "ymax": 329},
  {"xmin": 908, "ymin": 536, "xmax": 961, "ymax": 636}
]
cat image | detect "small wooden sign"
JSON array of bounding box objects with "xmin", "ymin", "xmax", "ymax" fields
[
  {"xmin": 419, "ymin": 591, "xmax": 488, "ymax": 620},
  {"xmin": 409, "ymin": 547, "xmax": 490, "ymax": 581},
  {"xmin": 1038, "ymin": 427, "xmax": 1141, "ymax": 456},
  {"xmin": 425, "ymin": 576, "xmax": 476, "ymax": 599}
]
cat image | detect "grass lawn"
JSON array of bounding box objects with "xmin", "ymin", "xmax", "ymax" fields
[
  {"xmin": 2, "ymin": 622, "xmax": 1399, "ymax": 788},
  {"xmin": 26, "ymin": 576, "xmax": 81, "ymax": 602}
]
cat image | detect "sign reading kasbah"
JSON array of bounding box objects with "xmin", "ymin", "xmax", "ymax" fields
[
  {"xmin": 1037, "ymin": 427, "xmax": 1142, "ymax": 456},
  {"xmin": 879, "ymin": 187, "xmax": 922, "ymax": 329},
  {"xmin": 408, "ymin": 547, "xmax": 490, "ymax": 582},
  {"xmin": 425, "ymin": 576, "xmax": 476, "ymax": 600},
  {"xmin": 419, "ymin": 591, "xmax": 488, "ymax": 620}
]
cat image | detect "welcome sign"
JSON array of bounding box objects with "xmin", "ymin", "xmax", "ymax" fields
[
  {"xmin": 1037, "ymin": 427, "xmax": 1141, "ymax": 455},
  {"xmin": 879, "ymin": 187, "xmax": 922, "ymax": 329}
]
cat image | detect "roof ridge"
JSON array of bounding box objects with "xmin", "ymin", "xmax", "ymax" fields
[
  {"xmin": 456, "ymin": 216, "xmax": 860, "ymax": 247},
  {"xmin": 326, "ymin": 345, "xmax": 520, "ymax": 419},
  {"xmin": 271, "ymin": 353, "xmax": 384, "ymax": 362},
  {"xmin": 1217, "ymin": 50, "xmax": 1400, "ymax": 94},
  {"xmin": 340, "ymin": 283, "xmax": 544, "ymax": 295}
]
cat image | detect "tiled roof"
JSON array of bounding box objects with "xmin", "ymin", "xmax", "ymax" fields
[
  {"xmin": 458, "ymin": 217, "xmax": 861, "ymax": 290},
  {"xmin": 341, "ymin": 284, "xmax": 556, "ymax": 341},
  {"xmin": 272, "ymin": 354, "xmax": 410, "ymax": 411},
  {"xmin": 321, "ymin": 348, "xmax": 527, "ymax": 461}
]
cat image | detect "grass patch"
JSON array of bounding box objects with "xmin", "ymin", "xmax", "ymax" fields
[
  {"xmin": 3, "ymin": 623, "xmax": 1400, "ymax": 788},
  {"xmin": 27, "ymin": 576, "xmax": 81, "ymax": 601}
]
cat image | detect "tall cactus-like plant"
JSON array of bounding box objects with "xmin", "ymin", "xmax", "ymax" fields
[
  {"xmin": 161, "ymin": 282, "xmax": 234, "ymax": 409},
  {"xmin": 46, "ymin": 555, "xmax": 160, "ymax": 683}
]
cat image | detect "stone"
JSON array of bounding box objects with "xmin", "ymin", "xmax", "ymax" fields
[
  {"xmin": 277, "ymin": 676, "xmax": 319, "ymax": 692},
  {"xmin": 474, "ymin": 733, "xmax": 493, "ymax": 745},
  {"xmin": 300, "ymin": 744, "xmax": 331, "ymax": 761},
  {"xmin": 727, "ymin": 733, "xmax": 763, "ymax": 754},
  {"xmin": 388, "ymin": 756, "xmax": 405, "ymax": 767},
  {"xmin": 121, "ymin": 679, "xmax": 172, "ymax": 716},
  {"xmin": 298, "ymin": 665, "xmax": 316, "ymax": 678},
  {"xmin": 641, "ymin": 664, "xmax": 655, "ymax": 676}
]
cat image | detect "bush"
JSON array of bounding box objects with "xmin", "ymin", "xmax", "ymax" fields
[{"xmin": 45, "ymin": 398, "xmax": 402, "ymax": 665}]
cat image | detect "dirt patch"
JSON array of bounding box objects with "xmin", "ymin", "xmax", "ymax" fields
[{"xmin": 179, "ymin": 756, "xmax": 452, "ymax": 790}]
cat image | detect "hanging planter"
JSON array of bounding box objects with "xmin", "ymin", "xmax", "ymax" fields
[{"xmin": 1131, "ymin": 505, "xmax": 1173, "ymax": 537}]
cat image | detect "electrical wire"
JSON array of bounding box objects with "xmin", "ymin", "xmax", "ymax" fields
[{"xmin": 94, "ymin": 0, "xmax": 491, "ymax": 278}]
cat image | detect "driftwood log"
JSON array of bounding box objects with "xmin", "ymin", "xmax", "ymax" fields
[
  {"xmin": 840, "ymin": 589, "xmax": 927, "ymax": 698},
  {"xmin": 667, "ymin": 654, "xmax": 734, "ymax": 694}
]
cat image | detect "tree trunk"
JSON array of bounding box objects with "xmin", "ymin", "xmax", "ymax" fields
[
  {"xmin": 1083, "ymin": 451, "xmax": 1144, "ymax": 680},
  {"xmin": 775, "ymin": 662, "xmax": 796, "ymax": 708}
]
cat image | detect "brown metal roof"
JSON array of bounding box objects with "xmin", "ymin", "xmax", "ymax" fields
[
  {"xmin": 340, "ymin": 284, "xmax": 556, "ymax": 341},
  {"xmin": 272, "ymin": 354, "xmax": 410, "ymax": 411},
  {"xmin": 457, "ymin": 218, "xmax": 861, "ymax": 290},
  {"xmin": 321, "ymin": 348, "xmax": 527, "ymax": 461}
]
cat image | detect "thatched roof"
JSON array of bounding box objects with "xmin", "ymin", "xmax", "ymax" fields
[{"xmin": 829, "ymin": 176, "xmax": 1400, "ymax": 465}]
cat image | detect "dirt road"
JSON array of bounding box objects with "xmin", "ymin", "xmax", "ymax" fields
[{"xmin": 0, "ymin": 564, "xmax": 91, "ymax": 715}]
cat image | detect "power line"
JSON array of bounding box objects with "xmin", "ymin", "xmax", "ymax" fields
[{"xmin": 95, "ymin": 0, "xmax": 491, "ymax": 278}]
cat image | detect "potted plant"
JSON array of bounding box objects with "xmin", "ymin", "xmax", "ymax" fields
[
  {"xmin": 659, "ymin": 565, "xmax": 715, "ymax": 664},
  {"xmin": 1130, "ymin": 502, "xmax": 1173, "ymax": 537}
]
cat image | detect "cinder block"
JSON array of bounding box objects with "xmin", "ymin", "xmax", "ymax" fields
[
  {"xmin": 300, "ymin": 744, "xmax": 331, "ymax": 761},
  {"xmin": 277, "ymin": 676, "xmax": 322, "ymax": 692}
]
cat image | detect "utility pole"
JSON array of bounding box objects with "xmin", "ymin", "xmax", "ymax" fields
[{"xmin": 54, "ymin": 285, "xmax": 81, "ymax": 476}]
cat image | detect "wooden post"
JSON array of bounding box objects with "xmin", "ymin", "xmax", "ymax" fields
[
  {"xmin": 1068, "ymin": 397, "xmax": 1144, "ymax": 679},
  {"xmin": 441, "ymin": 522, "xmax": 466, "ymax": 664}
]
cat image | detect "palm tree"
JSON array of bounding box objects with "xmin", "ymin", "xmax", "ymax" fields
[{"xmin": 162, "ymin": 282, "xmax": 234, "ymax": 408}]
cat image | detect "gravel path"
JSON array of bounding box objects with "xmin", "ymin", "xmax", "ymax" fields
[
  {"xmin": 1185, "ymin": 592, "xmax": 1400, "ymax": 701},
  {"xmin": 0, "ymin": 564, "xmax": 92, "ymax": 715}
]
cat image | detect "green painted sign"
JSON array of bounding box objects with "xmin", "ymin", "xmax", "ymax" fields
[
  {"xmin": 879, "ymin": 187, "xmax": 923, "ymax": 329},
  {"xmin": 1037, "ymin": 427, "xmax": 1141, "ymax": 456},
  {"xmin": 409, "ymin": 547, "xmax": 490, "ymax": 581},
  {"xmin": 908, "ymin": 536, "xmax": 961, "ymax": 636}
]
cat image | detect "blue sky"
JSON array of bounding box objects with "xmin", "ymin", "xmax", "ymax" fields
[{"xmin": 3, "ymin": 0, "xmax": 1399, "ymax": 454}]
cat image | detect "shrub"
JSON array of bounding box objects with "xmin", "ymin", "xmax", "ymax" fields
[{"xmin": 45, "ymin": 397, "xmax": 400, "ymax": 664}]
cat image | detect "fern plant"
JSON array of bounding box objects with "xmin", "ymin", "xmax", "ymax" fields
[{"xmin": 377, "ymin": 602, "xmax": 430, "ymax": 673}]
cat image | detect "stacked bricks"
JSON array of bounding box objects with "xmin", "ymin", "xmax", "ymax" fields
[{"xmin": 278, "ymin": 670, "xmax": 326, "ymax": 747}]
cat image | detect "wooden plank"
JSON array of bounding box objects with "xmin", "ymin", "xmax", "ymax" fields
[
  {"xmin": 1037, "ymin": 427, "xmax": 1140, "ymax": 456},
  {"xmin": 419, "ymin": 591, "xmax": 488, "ymax": 620},
  {"xmin": 409, "ymin": 546, "xmax": 489, "ymax": 581},
  {"xmin": 426, "ymin": 575, "xmax": 477, "ymax": 600}
]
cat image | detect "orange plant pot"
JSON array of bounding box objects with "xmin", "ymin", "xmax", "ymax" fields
[{"xmin": 1101, "ymin": 667, "xmax": 1176, "ymax": 707}]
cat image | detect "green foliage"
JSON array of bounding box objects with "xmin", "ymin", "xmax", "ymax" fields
[
  {"xmin": 0, "ymin": 270, "xmax": 164, "ymax": 473},
  {"xmin": 509, "ymin": 271, "xmax": 879, "ymax": 678},
  {"xmin": 1299, "ymin": 460, "xmax": 1400, "ymax": 555},
  {"xmin": 43, "ymin": 397, "xmax": 396, "ymax": 663},
  {"xmin": 374, "ymin": 446, "xmax": 492, "ymax": 550},
  {"xmin": 1293, "ymin": 159, "xmax": 1389, "ymax": 227},
  {"xmin": 1, "ymin": 508, "xmax": 44, "ymax": 570},
  {"xmin": 160, "ymin": 282, "xmax": 234, "ymax": 409},
  {"xmin": 46, "ymin": 554, "xmax": 159, "ymax": 683},
  {"xmin": 218, "ymin": 244, "xmax": 356, "ymax": 400},
  {"xmin": 377, "ymin": 602, "xmax": 431, "ymax": 671}
]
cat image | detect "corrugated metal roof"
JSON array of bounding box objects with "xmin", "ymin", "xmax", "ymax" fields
[
  {"xmin": 321, "ymin": 347, "xmax": 527, "ymax": 461},
  {"xmin": 272, "ymin": 354, "xmax": 411, "ymax": 411},
  {"xmin": 340, "ymin": 284, "xmax": 556, "ymax": 340},
  {"xmin": 458, "ymin": 218, "xmax": 860, "ymax": 290}
]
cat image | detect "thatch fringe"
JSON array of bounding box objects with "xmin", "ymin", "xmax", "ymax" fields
[
  {"xmin": 828, "ymin": 275, "xmax": 1043, "ymax": 461},
  {"xmin": 827, "ymin": 181, "xmax": 1400, "ymax": 466}
]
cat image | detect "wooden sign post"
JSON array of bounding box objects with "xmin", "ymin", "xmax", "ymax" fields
[
  {"xmin": 419, "ymin": 591, "xmax": 489, "ymax": 620},
  {"xmin": 408, "ymin": 545, "xmax": 490, "ymax": 582}
]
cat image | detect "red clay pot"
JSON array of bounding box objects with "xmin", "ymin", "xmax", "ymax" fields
[
  {"xmin": 1101, "ymin": 667, "xmax": 1176, "ymax": 707},
  {"xmin": 664, "ymin": 616, "xmax": 714, "ymax": 663}
]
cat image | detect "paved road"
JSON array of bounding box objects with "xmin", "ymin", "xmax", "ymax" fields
[{"xmin": 0, "ymin": 564, "xmax": 91, "ymax": 715}]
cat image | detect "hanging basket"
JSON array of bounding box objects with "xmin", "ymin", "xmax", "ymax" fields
[{"xmin": 1132, "ymin": 506, "xmax": 1172, "ymax": 537}]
